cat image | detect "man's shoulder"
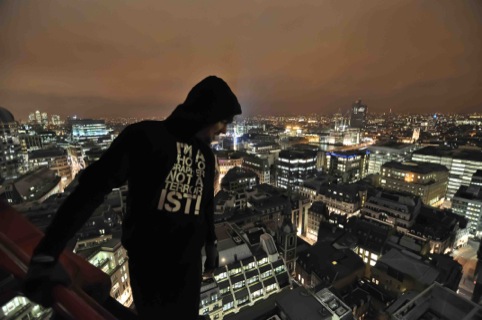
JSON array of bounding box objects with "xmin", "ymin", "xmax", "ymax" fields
[
  {"xmin": 129, "ymin": 120, "xmax": 165, "ymax": 130},
  {"xmin": 125, "ymin": 120, "xmax": 168, "ymax": 136}
]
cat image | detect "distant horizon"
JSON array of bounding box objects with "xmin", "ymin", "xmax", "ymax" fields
[
  {"xmin": 8, "ymin": 107, "xmax": 482, "ymax": 123},
  {"xmin": 3, "ymin": 94, "xmax": 482, "ymax": 122},
  {"xmin": 1, "ymin": 0, "xmax": 481, "ymax": 122}
]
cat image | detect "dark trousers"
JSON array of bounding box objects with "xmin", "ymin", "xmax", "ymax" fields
[{"xmin": 128, "ymin": 255, "xmax": 202, "ymax": 319}]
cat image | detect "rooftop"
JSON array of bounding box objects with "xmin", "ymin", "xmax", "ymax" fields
[
  {"xmin": 382, "ymin": 161, "xmax": 448, "ymax": 174},
  {"xmin": 413, "ymin": 146, "xmax": 482, "ymax": 162},
  {"xmin": 392, "ymin": 282, "xmax": 482, "ymax": 320},
  {"xmin": 376, "ymin": 249, "xmax": 439, "ymax": 286},
  {"xmin": 454, "ymin": 185, "xmax": 482, "ymax": 201}
]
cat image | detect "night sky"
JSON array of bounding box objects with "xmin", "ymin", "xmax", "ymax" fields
[{"xmin": 1, "ymin": 0, "xmax": 481, "ymax": 121}]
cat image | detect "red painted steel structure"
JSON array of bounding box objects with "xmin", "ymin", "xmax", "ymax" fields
[{"xmin": 0, "ymin": 200, "xmax": 120, "ymax": 319}]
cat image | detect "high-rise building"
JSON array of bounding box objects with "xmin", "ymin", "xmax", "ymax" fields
[
  {"xmin": 1, "ymin": 167, "xmax": 61, "ymax": 205},
  {"xmin": 0, "ymin": 106, "xmax": 25, "ymax": 182},
  {"xmin": 28, "ymin": 148, "xmax": 73, "ymax": 191},
  {"xmin": 51, "ymin": 114, "xmax": 61, "ymax": 126},
  {"xmin": 316, "ymin": 183, "xmax": 366, "ymax": 218},
  {"xmin": 361, "ymin": 191, "xmax": 422, "ymax": 231},
  {"xmin": 452, "ymin": 172, "xmax": 482, "ymax": 237},
  {"xmin": 70, "ymin": 119, "xmax": 111, "ymax": 142},
  {"xmin": 41, "ymin": 112, "xmax": 48, "ymax": 126},
  {"xmin": 276, "ymin": 149, "xmax": 317, "ymax": 192},
  {"xmin": 367, "ymin": 142, "xmax": 420, "ymax": 175},
  {"xmin": 75, "ymin": 238, "xmax": 133, "ymax": 308},
  {"xmin": 305, "ymin": 201, "xmax": 328, "ymax": 242},
  {"xmin": 411, "ymin": 146, "xmax": 482, "ymax": 200},
  {"xmin": 215, "ymin": 151, "xmax": 243, "ymax": 184},
  {"xmin": 241, "ymin": 153, "xmax": 270, "ymax": 185},
  {"xmin": 324, "ymin": 150, "xmax": 370, "ymax": 183},
  {"xmin": 350, "ymin": 99, "xmax": 368, "ymax": 129},
  {"xmin": 380, "ymin": 161, "xmax": 449, "ymax": 207},
  {"xmin": 34, "ymin": 110, "xmax": 42, "ymax": 124},
  {"xmin": 471, "ymin": 170, "xmax": 482, "ymax": 187},
  {"xmin": 220, "ymin": 167, "xmax": 258, "ymax": 193},
  {"xmin": 28, "ymin": 112, "xmax": 36, "ymax": 123}
]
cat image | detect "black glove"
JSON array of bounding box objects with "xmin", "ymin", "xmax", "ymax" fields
[
  {"xmin": 23, "ymin": 254, "xmax": 71, "ymax": 307},
  {"xmin": 204, "ymin": 242, "xmax": 219, "ymax": 273}
]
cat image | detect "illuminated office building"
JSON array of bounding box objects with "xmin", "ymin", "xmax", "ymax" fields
[
  {"xmin": 241, "ymin": 154, "xmax": 270, "ymax": 185},
  {"xmin": 411, "ymin": 146, "xmax": 482, "ymax": 200},
  {"xmin": 215, "ymin": 151, "xmax": 243, "ymax": 183},
  {"xmin": 324, "ymin": 150, "xmax": 369, "ymax": 183},
  {"xmin": 305, "ymin": 201, "xmax": 328, "ymax": 242},
  {"xmin": 70, "ymin": 119, "xmax": 111, "ymax": 142},
  {"xmin": 200, "ymin": 223, "xmax": 291, "ymax": 319},
  {"xmin": 276, "ymin": 149, "xmax": 317, "ymax": 192},
  {"xmin": 452, "ymin": 171, "xmax": 482, "ymax": 237},
  {"xmin": 0, "ymin": 106, "xmax": 24, "ymax": 181},
  {"xmin": 28, "ymin": 148, "xmax": 73, "ymax": 191},
  {"xmin": 316, "ymin": 183, "xmax": 365, "ymax": 218},
  {"xmin": 350, "ymin": 99, "xmax": 368, "ymax": 129},
  {"xmin": 361, "ymin": 191, "xmax": 421, "ymax": 232},
  {"xmin": 76, "ymin": 238, "xmax": 133, "ymax": 308},
  {"xmin": 368, "ymin": 142, "xmax": 420, "ymax": 175},
  {"xmin": 221, "ymin": 167, "xmax": 258, "ymax": 193},
  {"xmin": 380, "ymin": 161, "xmax": 449, "ymax": 207}
]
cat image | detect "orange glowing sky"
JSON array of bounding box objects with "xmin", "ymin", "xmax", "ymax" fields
[{"xmin": 1, "ymin": 0, "xmax": 481, "ymax": 120}]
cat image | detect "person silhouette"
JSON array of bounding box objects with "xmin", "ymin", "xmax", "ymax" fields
[{"xmin": 24, "ymin": 75, "xmax": 242, "ymax": 319}]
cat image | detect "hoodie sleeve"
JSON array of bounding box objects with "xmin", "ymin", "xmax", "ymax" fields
[
  {"xmin": 33, "ymin": 125, "xmax": 134, "ymax": 260},
  {"xmin": 205, "ymin": 196, "xmax": 216, "ymax": 246},
  {"xmin": 204, "ymin": 153, "xmax": 218, "ymax": 246}
]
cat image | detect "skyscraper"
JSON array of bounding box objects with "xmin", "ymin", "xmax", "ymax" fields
[
  {"xmin": 350, "ymin": 99, "xmax": 368, "ymax": 129},
  {"xmin": 0, "ymin": 106, "xmax": 24, "ymax": 182},
  {"xmin": 276, "ymin": 149, "xmax": 317, "ymax": 192}
]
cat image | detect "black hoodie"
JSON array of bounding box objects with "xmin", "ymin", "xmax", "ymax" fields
[{"xmin": 34, "ymin": 75, "xmax": 242, "ymax": 265}]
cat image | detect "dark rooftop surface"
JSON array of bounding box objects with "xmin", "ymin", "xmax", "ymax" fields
[
  {"xmin": 276, "ymin": 286, "xmax": 333, "ymax": 320},
  {"xmin": 413, "ymin": 146, "xmax": 482, "ymax": 162},
  {"xmin": 370, "ymin": 142, "xmax": 415, "ymax": 149},
  {"xmin": 454, "ymin": 185, "xmax": 482, "ymax": 201},
  {"xmin": 298, "ymin": 241, "xmax": 364, "ymax": 284},
  {"xmin": 222, "ymin": 167, "xmax": 258, "ymax": 182},
  {"xmin": 28, "ymin": 147, "xmax": 66, "ymax": 158},
  {"xmin": 382, "ymin": 161, "xmax": 448, "ymax": 173}
]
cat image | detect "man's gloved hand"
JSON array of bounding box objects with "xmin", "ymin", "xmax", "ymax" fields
[
  {"xmin": 203, "ymin": 242, "xmax": 219, "ymax": 276},
  {"xmin": 23, "ymin": 254, "xmax": 71, "ymax": 307}
]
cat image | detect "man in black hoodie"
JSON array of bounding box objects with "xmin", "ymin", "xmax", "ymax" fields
[{"xmin": 24, "ymin": 75, "xmax": 242, "ymax": 319}]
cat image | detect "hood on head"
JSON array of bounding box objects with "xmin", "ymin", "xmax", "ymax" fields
[{"xmin": 165, "ymin": 75, "xmax": 242, "ymax": 138}]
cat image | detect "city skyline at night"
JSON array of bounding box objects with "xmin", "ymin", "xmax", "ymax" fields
[
  {"xmin": 1, "ymin": 0, "xmax": 481, "ymax": 121},
  {"xmin": 1, "ymin": 85, "xmax": 482, "ymax": 318}
]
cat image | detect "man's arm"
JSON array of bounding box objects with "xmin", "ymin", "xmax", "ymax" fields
[
  {"xmin": 203, "ymin": 164, "xmax": 218, "ymax": 273},
  {"xmin": 203, "ymin": 197, "xmax": 218, "ymax": 275},
  {"xmin": 33, "ymin": 125, "xmax": 133, "ymax": 259},
  {"xmin": 24, "ymin": 125, "xmax": 134, "ymax": 307}
]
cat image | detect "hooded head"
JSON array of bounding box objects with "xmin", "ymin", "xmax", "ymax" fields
[{"xmin": 165, "ymin": 76, "xmax": 242, "ymax": 140}]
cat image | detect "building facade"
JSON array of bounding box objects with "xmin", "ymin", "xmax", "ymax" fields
[
  {"xmin": 361, "ymin": 192, "xmax": 421, "ymax": 232},
  {"xmin": 411, "ymin": 146, "xmax": 482, "ymax": 200},
  {"xmin": 324, "ymin": 150, "xmax": 369, "ymax": 184},
  {"xmin": 276, "ymin": 149, "xmax": 317, "ymax": 192},
  {"xmin": 452, "ymin": 182, "xmax": 482, "ymax": 237},
  {"xmin": 367, "ymin": 143, "xmax": 420, "ymax": 175},
  {"xmin": 380, "ymin": 161, "xmax": 449, "ymax": 207},
  {"xmin": 0, "ymin": 107, "xmax": 25, "ymax": 182},
  {"xmin": 350, "ymin": 99, "xmax": 368, "ymax": 129}
]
